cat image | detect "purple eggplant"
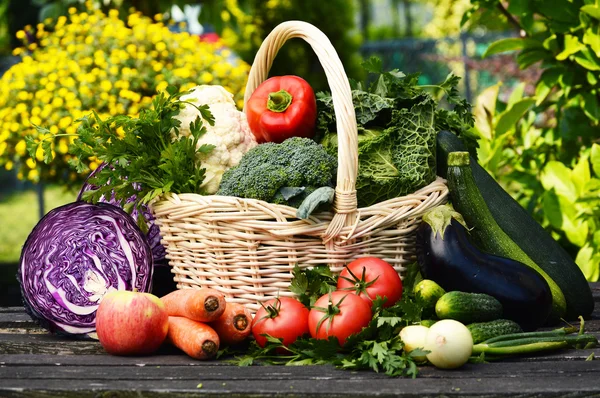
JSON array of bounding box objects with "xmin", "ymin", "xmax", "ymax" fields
[{"xmin": 415, "ymin": 206, "xmax": 553, "ymax": 331}]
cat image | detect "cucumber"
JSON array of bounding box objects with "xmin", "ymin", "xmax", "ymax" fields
[
  {"xmin": 437, "ymin": 130, "xmax": 594, "ymax": 319},
  {"xmin": 420, "ymin": 319, "xmax": 438, "ymax": 328},
  {"xmin": 435, "ymin": 291, "xmax": 503, "ymax": 324},
  {"xmin": 446, "ymin": 151, "xmax": 567, "ymax": 322},
  {"xmin": 467, "ymin": 319, "xmax": 523, "ymax": 344},
  {"xmin": 413, "ymin": 279, "xmax": 446, "ymax": 317}
]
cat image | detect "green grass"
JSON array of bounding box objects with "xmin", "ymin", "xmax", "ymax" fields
[{"xmin": 0, "ymin": 186, "xmax": 77, "ymax": 263}]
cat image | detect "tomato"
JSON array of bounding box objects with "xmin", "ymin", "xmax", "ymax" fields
[
  {"xmin": 308, "ymin": 291, "xmax": 372, "ymax": 346},
  {"xmin": 246, "ymin": 75, "xmax": 317, "ymax": 143},
  {"xmin": 337, "ymin": 257, "xmax": 403, "ymax": 307},
  {"xmin": 251, "ymin": 297, "xmax": 310, "ymax": 348}
]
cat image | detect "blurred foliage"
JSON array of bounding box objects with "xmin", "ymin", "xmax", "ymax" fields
[
  {"xmin": 0, "ymin": 0, "xmax": 7, "ymax": 55},
  {"xmin": 31, "ymin": 0, "xmax": 195, "ymax": 21},
  {"xmin": 0, "ymin": 4, "xmax": 249, "ymax": 186},
  {"xmin": 465, "ymin": 0, "xmax": 600, "ymax": 281},
  {"xmin": 0, "ymin": 185, "xmax": 76, "ymax": 263},
  {"xmin": 215, "ymin": 0, "xmax": 364, "ymax": 92},
  {"xmin": 421, "ymin": 0, "xmax": 510, "ymax": 38}
]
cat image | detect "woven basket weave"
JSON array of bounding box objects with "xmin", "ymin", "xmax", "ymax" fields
[{"xmin": 152, "ymin": 21, "xmax": 448, "ymax": 313}]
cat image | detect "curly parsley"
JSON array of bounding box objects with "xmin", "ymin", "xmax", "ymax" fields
[{"xmin": 26, "ymin": 87, "xmax": 214, "ymax": 230}]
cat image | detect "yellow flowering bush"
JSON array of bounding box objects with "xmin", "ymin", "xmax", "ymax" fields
[{"xmin": 0, "ymin": 6, "xmax": 250, "ymax": 185}]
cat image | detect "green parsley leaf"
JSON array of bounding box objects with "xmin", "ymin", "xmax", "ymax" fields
[{"xmin": 29, "ymin": 89, "xmax": 214, "ymax": 231}]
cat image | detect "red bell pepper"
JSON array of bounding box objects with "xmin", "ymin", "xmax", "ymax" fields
[{"xmin": 246, "ymin": 75, "xmax": 317, "ymax": 143}]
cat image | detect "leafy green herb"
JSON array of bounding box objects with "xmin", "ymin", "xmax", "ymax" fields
[
  {"xmin": 26, "ymin": 87, "xmax": 215, "ymax": 229},
  {"xmin": 289, "ymin": 265, "xmax": 337, "ymax": 307}
]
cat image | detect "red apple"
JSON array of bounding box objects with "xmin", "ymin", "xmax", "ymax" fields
[{"xmin": 96, "ymin": 290, "xmax": 169, "ymax": 356}]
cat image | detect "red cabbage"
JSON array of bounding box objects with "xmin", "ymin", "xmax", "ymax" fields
[
  {"xmin": 78, "ymin": 165, "xmax": 166, "ymax": 264},
  {"xmin": 18, "ymin": 201, "xmax": 153, "ymax": 337}
]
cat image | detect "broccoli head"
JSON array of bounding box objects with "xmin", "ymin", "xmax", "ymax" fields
[{"xmin": 216, "ymin": 137, "xmax": 337, "ymax": 206}]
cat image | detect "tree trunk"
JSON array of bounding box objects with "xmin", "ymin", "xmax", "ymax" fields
[
  {"xmin": 359, "ymin": 0, "xmax": 371, "ymax": 38},
  {"xmin": 403, "ymin": 0, "xmax": 412, "ymax": 37}
]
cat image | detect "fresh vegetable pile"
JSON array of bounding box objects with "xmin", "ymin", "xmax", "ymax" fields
[{"xmin": 18, "ymin": 53, "xmax": 597, "ymax": 378}]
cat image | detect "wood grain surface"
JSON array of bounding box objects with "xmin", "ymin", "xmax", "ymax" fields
[{"xmin": 0, "ymin": 284, "xmax": 598, "ymax": 397}]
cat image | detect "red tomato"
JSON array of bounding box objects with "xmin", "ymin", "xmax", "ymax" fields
[
  {"xmin": 246, "ymin": 75, "xmax": 317, "ymax": 143},
  {"xmin": 308, "ymin": 291, "xmax": 372, "ymax": 346},
  {"xmin": 337, "ymin": 257, "xmax": 403, "ymax": 307},
  {"xmin": 251, "ymin": 297, "xmax": 310, "ymax": 348}
]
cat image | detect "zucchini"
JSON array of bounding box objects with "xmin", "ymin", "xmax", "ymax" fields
[
  {"xmin": 435, "ymin": 291, "xmax": 503, "ymax": 324},
  {"xmin": 413, "ymin": 279, "xmax": 445, "ymax": 317},
  {"xmin": 446, "ymin": 151, "xmax": 567, "ymax": 322},
  {"xmin": 437, "ymin": 130, "xmax": 594, "ymax": 319},
  {"xmin": 416, "ymin": 205, "xmax": 553, "ymax": 331},
  {"xmin": 467, "ymin": 319, "xmax": 523, "ymax": 344}
]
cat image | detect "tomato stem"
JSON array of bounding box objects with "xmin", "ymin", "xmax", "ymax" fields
[{"xmin": 267, "ymin": 90, "xmax": 293, "ymax": 113}]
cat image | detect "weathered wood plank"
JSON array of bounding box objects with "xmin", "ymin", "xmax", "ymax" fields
[
  {"xmin": 0, "ymin": 312, "xmax": 45, "ymax": 334},
  {"xmin": 0, "ymin": 344, "xmax": 597, "ymax": 369},
  {"xmin": 0, "ymin": 360, "xmax": 599, "ymax": 381},
  {"xmin": 0, "ymin": 334, "xmax": 104, "ymax": 355},
  {"xmin": 2, "ymin": 373, "xmax": 600, "ymax": 398},
  {"xmin": 0, "ymin": 307, "xmax": 26, "ymax": 314}
]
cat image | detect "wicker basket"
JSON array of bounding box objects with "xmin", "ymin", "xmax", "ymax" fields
[{"xmin": 152, "ymin": 21, "xmax": 448, "ymax": 313}]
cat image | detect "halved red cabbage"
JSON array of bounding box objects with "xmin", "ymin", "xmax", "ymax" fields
[
  {"xmin": 78, "ymin": 165, "xmax": 166, "ymax": 263},
  {"xmin": 18, "ymin": 201, "xmax": 153, "ymax": 337}
]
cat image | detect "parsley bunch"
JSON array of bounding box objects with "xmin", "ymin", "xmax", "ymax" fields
[
  {"xmin": 27, "ymin": 87, "xmax": 214, "ymax": 230},
  {"xmin": 231, "ymin": 264, "xmax": 426, "ymax": 378}
]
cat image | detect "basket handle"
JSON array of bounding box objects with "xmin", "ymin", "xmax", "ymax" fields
[{"xmin": 243, "ymin": 21, "xmax": 359, "ymax": 239}]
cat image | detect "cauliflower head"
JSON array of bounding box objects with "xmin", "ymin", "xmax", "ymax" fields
[{"xmin": 175, "ymin": 85, "xmax": 257, "ymax": 194}]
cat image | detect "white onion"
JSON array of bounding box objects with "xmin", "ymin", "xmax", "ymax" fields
[
  {"xmin": 424, "ymin": 319, "xmax": 473, "ymax": 369},
  {"xmin": 399, "ymin": 325, "xmax": 430, "ymax": 362}
]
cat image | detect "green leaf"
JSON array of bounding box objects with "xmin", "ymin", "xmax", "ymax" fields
[
  {"xmin": 556, "ymin": 35, "xmax": 586, "ymax": 61},
  {"xmin": 41, "ymin": 140, "xmax": 54, "ymax": 163},
  {"xmin": 543, "ymin": 35, "xmax": 559, "ymax": 52},
  {"xmin": 508, "ymin": 83, "xmax": 526, "ymax": 107},
  {"xmin": 575, "ymin": 245, "xmax": 599, "ymax": 281},
  {"xmin": 39, "ymin": 3, "xmax": 65, "ymax": 21},
  {"xmin": 24, "ymin": 136, "xmax": 39, "ymax": 159},
  {"xmin": 473, "ymin": 83, "xmax": 501, "ymax": 140},
  {"xmin": 583, "ymin": 29, "xmax": 600, "ymax": 57},
  {"xmin": 495, "ymin": 98, "xmax": 536, "ymax": 136},
  {"xmin": 581, "ymin": 92, "xmax": 600, "ymax": 122},
  {"xmin": 541, "ymin": 161, "xmax": 577, "ymax": 199},
  {"xmin": 543, "ymin": 190, "xmax": 563, "ymax": 230},
  {"xmin": 362, "ymin": 56, "xmax": 383, "ymax": 73},
  {"xmin": 581, "ymin": 5, "xmax": 600, "ymax": 20},
  {"xmin": 517, "ymin": 50, "xmax": 550, "ymax": 69},
  {"xmin": 574, "ymin": 48, "xmax": 600, "ymax": 71},
  {"xmin": 591, "ymin": 144, "xmax": 600, "ymax": 177},
  {"xmin": 559, "ymin": 196, "xmax": 589, "ymax": 247},
  {"xmin": 483, "ymin": 38, "xmax": 540, "ymax": 58},
  {"xmin": 572, "ymin": 155, "xmax": 592, "ymax": 196},
  {"xmin": 535, "ymin": 68, "xmax": 562, "ymax": 105}
]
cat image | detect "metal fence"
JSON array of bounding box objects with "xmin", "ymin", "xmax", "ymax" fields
[{"xmin": 360, "ymin": 32, "xmax": 520, "ymax": 103}]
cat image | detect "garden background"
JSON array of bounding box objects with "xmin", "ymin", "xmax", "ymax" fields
[{"xmin": 1, "ymin": 0, "xmax": 599, "ymax": 305}]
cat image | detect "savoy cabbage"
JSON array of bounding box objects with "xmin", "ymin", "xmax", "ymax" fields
[{"xmin": 318, "ymin": 58, "xmax": 472, "ymax": 207}]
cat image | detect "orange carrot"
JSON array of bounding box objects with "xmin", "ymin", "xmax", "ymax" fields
[
  {"xmin": 167, "ymin": 316, "xmax": 220, "ymax": 360},
  {"xmin": 161, "ymin": 288, "xmax": 226, "ymax": 322},
  {"xmin": 209, "ymin": 302, "xmax": 253, "ymax": 345}
]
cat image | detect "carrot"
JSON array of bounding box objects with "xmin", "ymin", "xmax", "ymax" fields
[
  {"xmin": 161, "ymin": 288, "xmax": 226, "ymax": 322},
  {"xmin": 167, "ymin": 316, "xmax": 220, "ymax": 360},
  {"xmin": 209, "ymin": 302, "xmax": 253, "ymax": 345}
]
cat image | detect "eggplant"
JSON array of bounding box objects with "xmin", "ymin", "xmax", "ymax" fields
[{"xmin": 415, "ymin": 206, "xmax": 553, "ymax": 331}]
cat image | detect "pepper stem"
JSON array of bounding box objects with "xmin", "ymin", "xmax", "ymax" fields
[{"xmin": 267, "ymin": 90, "xmax": 293, "ymax": 113}]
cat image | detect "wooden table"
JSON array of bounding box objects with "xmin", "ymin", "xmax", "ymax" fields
[{"xmin": 1, "ymin": 284, "xmax": 599, "ymax": 397}]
